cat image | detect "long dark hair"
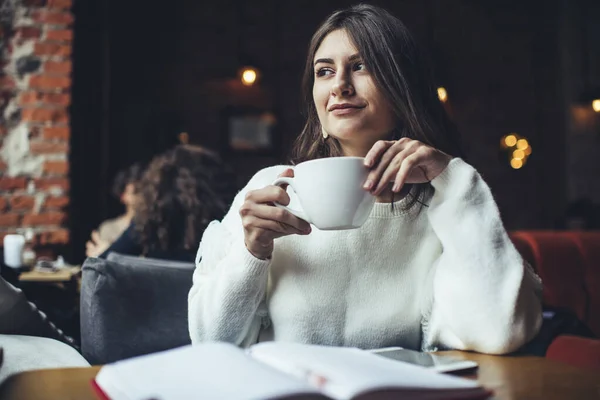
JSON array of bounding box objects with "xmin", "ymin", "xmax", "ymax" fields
[
  {"xmin": 133, "ymin": 145, "xmax": 237, "ymax": 256},
  {"xmin": 292, "ymin": 4, "xmax": 464, "ymax": 207},
  {"xmin": 111, "ymin": 163, "xmax": 144, "ymax": 199}
]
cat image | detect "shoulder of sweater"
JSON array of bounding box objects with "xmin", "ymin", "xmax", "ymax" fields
[{"xmin": 430, "ymin": 157, "xmax": 478, "ymax": 190}]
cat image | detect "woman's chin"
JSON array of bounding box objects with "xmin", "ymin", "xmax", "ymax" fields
[{"xmin": 328, "ymin": 125, "xmax": 364, "ymax": 141}]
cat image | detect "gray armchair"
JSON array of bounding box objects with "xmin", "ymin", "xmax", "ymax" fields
[{"xmin": 80, "ymin": 254, "xmax": 195, "ymax": 364}]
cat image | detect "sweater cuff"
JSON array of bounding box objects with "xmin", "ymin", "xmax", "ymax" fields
[
  {"xmin": 231, "ymin": 239, "xmax": 272, "ymax": 278},
  {"xmin": 430, "ymin": 158, "xmax": 474, "ymax": 195}
]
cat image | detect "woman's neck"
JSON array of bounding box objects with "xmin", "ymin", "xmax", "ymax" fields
[
  {"xmin": 122, "ymin": 207, "xmax": 135, "ymax": 222},
  {"xmin": 339, "ymin": 142, "xmax": 370, "ymax": 158}
]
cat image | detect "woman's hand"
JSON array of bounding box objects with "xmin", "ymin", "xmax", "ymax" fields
[
  {"xmin": 363, "ymin": 138, "xmax": 452, "ymax": 195},
  {"xmin": 86, "ymin": 230, "xmax": 110, "ymax": 257},
  {"xmin": 240, "ymin": 169, "xmax": 312, "ymax": 260}
]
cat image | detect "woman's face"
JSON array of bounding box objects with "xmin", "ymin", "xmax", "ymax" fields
[
  {"xmin": 121, "ymin": 183, "xmax": 138, "ymax": 208},
  {"xmin": 313, "ymin": 29, "xmax": 395, "ymax": 156}
]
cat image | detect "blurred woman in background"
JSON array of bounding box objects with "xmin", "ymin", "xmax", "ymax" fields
[
  {"xmin": 92, "ymin": 145, "xmax": 238, "ymax": 262},
  {"xmin": 86, "ymin": 163, "xmax": 144, "ymax": 257}
]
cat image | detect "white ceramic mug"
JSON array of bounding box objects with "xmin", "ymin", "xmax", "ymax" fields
[
  {"xmin": 3, "ymin": 234, "xmax": 25, "ymax": 269},
  {"xmin": 272, "ymin": 157, "xmax": 375, "ymax": 230}
]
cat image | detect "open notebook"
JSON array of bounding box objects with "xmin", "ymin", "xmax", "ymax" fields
[{"xmin": 93, "ymin": 342, "xmax": 491, "ymax": 400}]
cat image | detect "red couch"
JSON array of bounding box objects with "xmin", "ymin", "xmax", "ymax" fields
[
  {"xmin": 509, "ymin": 231, "xmax": 600, "ymax": 337},
  {"xmin": 510, "ymin": 231, "xmax": 600, "ymax": 370}
]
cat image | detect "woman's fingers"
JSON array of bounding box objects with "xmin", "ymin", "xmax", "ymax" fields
[
  {"xmin": 245, "ymin": 185, "xmax": 291, "ymax": 206},
  {"xmin": 363, "ymin": 140, "xmax": 394, "ymax": 169},
  {"xmin": 278, "ymin": 168, "xmax": 294, "ymax": 178},
  {"xmin": 366, "ymin": 139, "xmax": 416, "ymax": 193},
  {"xmin": 363, "ymin": 142, "xmax": 396, "ymax": 190},
  {"xmin": 373, "ymin": 147, "xmax": 414, "ymax": 195},
  {"xmin": 244, "ymin": 215, "xmax": 306, "ymax": 239},
  {"xmin": 242, "ymin": 203, "xmax": 311, "ymax": 233},
  {"xmin": 86, "ymin": 241, "xmax": 97, "ymax": 257},
  {"xmin": 392, "ymin": 152, "xmax": 422, "ymax": 192},
  {"xmin": 91, "ymin": 230, "xmax": 101, "ymax": 243}
]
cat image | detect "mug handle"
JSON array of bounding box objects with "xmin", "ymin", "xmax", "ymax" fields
[{"xmin": 271, "ymin": 177, "xmax": 311, "ymax": 223}]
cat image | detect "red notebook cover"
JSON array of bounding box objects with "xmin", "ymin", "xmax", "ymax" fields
[{"xmin": 90, "ymin": 378, "xmax": 111, "ymax": 400}]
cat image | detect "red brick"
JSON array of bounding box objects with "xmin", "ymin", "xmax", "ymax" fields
[
  {"xmin": 43, "ymin": 160, "xmax": 69, "ymax": 175},
  {"xmin": 48, "ymin": 0, "xmax": 73, "ymax": 9},
  {"xmin": 34, "ymin": 177, "xmax": 69, "ymax": 191},
  {"xmin": 0, "ymin": 197, "xmax": 6, "ymax": 211},
  {"xmin": 33, "ymin": 42, "xmax": 72, "ymax": 57},
  {"xmin": 44, "ymin": 61, "xmax": 72, "ymax": 74},
  {"xmin": 30, "ymin": 141, "xmax": 69, "ymax": 154},
  {"xmin": 15, "ymin": 27, "xmax": 42, "ymax": 39},
  {"xmin": 43, "ymin": 195, "xmax": 69, "ymax": 209},
  {"xmin": 21, "ymin": 108, "xmax": 68, "ymax": 124},
  {"xmin": 19, "ymin": 92, "xmax": 40, "ymax": 105},
  {"xmin": 10, "ymin": 196, "xmax": 35, "ymax": 211},
  {"xmin": 22, "ymin": 0, "xmax": 45, "ymax": 6},
  {"xmin": 31, "ymin": 10, "xmax": 74, "ymax": 25},
  {"xmin": 0, "ymin": 160, "xmax": 7, "ymax": 172},
  {"xmin": 19, "ymin": 92, "xmax": 71, "ymax": 106},
  {"xmin": 42, "ymin": 127, "xmax": 69, "ymax": 140},
  {"xmin": 0, "ymin": 177, "xmax": 27, "ymax": 191},
  {"xmin": 37, "ymin": 228, "xmax": 69, "ymax": 245},
  {"xmin": 0, "ymin": 213, "xmax": 21, "ymax": 227},
  {"xmin": 45, "ymin": 29, "xmax": 72, "ymax": 42},
  {"xmin": 22, "ymin": 212, "xmax": 67, "ymax": 226},
  {"xmin": 0, "ymin": 76, "xmax": 16, "ymax": 90},
  {"xmin": 46, "ymin": 93, "xmax": 71, "ymax": 106},
  {"xmin": 29, "ymin": 75, "xmax": 71, "ymax": 90}
]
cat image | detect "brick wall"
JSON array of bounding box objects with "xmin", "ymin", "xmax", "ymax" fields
[{"xmin": 0, "ymin": 0, "xmax": 72, "ymax": 250}]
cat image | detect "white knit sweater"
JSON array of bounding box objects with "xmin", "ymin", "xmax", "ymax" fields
[{"xmin": 188, "ymin": 158, "xmax": 542, "ymax": 354}]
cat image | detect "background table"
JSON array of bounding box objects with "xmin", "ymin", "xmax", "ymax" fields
[{"xmin": 0, "ymin": 351, "xmax": 599, "ymax": 399}]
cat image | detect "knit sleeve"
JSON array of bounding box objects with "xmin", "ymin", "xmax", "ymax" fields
[
  {"xmin": 421, "ymin": 158, "xmax": 543, "ymax": 354},
  {"xmin": 187, "ymin": 166, "xmax": 287, "ymax": 347}
]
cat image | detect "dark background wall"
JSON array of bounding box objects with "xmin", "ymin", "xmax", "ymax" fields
[{"xmin": 69, "ymin": 0, "xmax": 600, "ymax": 262}]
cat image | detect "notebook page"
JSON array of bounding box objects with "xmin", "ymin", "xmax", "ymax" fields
[
  {"xmin": 249, "ymin": 343, "xmax": 481, "ymax": 400},
  {"xmin": 95, "ymin": 342, "xmax": 324, "ymax": 400}
]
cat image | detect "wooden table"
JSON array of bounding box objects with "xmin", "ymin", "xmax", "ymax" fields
[
  {"xmin": 18, "ymin": 266, "xmax": 81, "ymax": 283},
  {"xmin": 0, "ymin": 351, "xmax": 598, "ymax": 399}
]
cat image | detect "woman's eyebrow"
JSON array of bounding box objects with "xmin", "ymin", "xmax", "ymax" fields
[
  {"xmin": 314, "ymin": 58, "xmax": 334, "ymax": 65},
  {"xmin": 314, "ymin": 54, "xmax": 361, "ymax": 66}
]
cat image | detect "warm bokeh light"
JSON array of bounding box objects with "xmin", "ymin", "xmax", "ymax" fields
[
  {"xmin": 504, "ymin": 134, "xmax": 517, "ymax": 147},
  {"xmin": 437, "ymin": 87, "xmax": 448, "ymax": 103},
  {"xmin": 516, "ymin": 138, "xmax": 529, "ymax": 150},
  {"xmin": 593, "ymin": 99, "xmax": 600, "ymax": 112},
  {"xmin": 502, "ymin": 133, "xmax": 531, "ymax": 169},
  {"xmin": 510, "ymin": 158, "xmax": 523, "ymax": 169},
  {"xmin": 241, "ymin": 68, "xmax": 258, "ymax": 86},
  {"xmin": 513, "ymin": 149, "xmax": 525, "ymax": 160}
]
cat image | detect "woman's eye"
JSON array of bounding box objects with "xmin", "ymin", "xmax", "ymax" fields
[
  {"xmin": 316, "ymin": 68, "xmax": 334, "ymax": 77},
  {"xmin": 354, "ymin": 62, "xmax": 366, "ymax": 71}
]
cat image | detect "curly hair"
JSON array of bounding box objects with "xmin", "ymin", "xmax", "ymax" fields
[
  {"xmin": 111, "ymin": 163, "xmax": 145, "ymax": 199},
  {"xmin": 133, "ymin": 145, "xmax": 238, "ymax": 256}
]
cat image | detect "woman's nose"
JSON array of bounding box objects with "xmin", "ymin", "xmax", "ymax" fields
[{"xmin": 331, "ymin": 72, "xmax": 355, "ymax": 97}]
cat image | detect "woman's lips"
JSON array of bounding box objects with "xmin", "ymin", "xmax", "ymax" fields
[
  {"xmin": 331, "ymin": 107, "xmax": 362, "ymax": 116},
  {"xmin": 329, "ymin": 104, "xmax": 365, "ymax": 116}
]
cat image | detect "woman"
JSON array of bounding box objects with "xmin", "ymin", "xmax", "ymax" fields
[
  {"xmin": 86, "ymin": 163, "xmax": 143, "ymax": 257},
  {"xmin": 188, "ymin": 4, "xmax": 542, "ymax": 353},
  {"xmin": 96, "ymin": 145, "xmax": 238, "ymax": 262}
]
